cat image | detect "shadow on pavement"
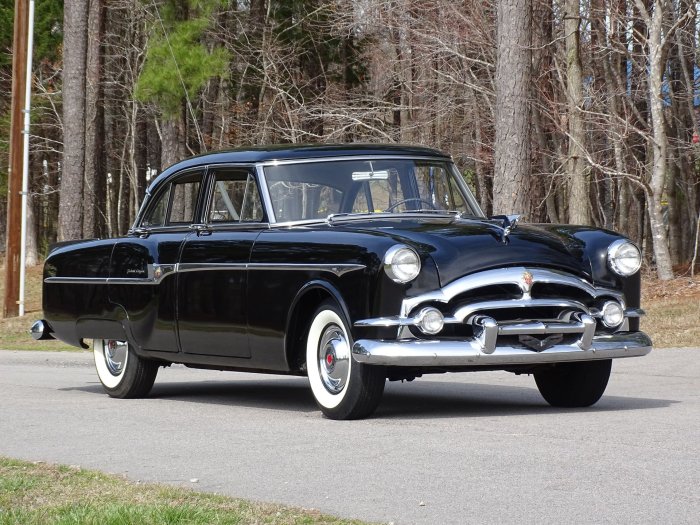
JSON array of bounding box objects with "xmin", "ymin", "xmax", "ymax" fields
[{"xmin": 63, "ymin": 375, "xmax": 677, "ymax": 419}]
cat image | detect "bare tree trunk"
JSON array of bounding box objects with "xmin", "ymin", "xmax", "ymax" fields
[
  {"xmin": 58, "ymin": 0, "xmax": 89, "ymax": 241},
  {"xmin": 160, "ymin": 109, "xmax": 186, "ymax": 170},
  {"xmin": 493, "ymin": 0, "xmax": 532, "ymax": 216},
  {"xmin": 642, "ymin": 0, "xmax": 676, "ymax": 279},
  {"xmin": 83, "ymin": 0, "xmax": 104, "ymax": 239},
  {"xmin": 564, "ymin": 0, "xmax": 589, "ymax": 225}
]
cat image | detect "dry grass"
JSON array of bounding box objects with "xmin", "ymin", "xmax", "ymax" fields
[
  {"xmin": 0, "ymin": 265, "xmax": 75, "ymax": 351},
  {"xmin": 1, "ymin": 265, "xmax": 698, "ymax": 350},
  {"xmin": 641, "ymin": 274, "xmax": 700, "ymax": 348},
  {"xmin": 0, "ymin": 457, "xmax": 371, "ymax": 525}
]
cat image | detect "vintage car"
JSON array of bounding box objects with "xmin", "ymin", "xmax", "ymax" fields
[{"xmin": 32, "ymin": 144, "xmax": 652, "ymax": 419}]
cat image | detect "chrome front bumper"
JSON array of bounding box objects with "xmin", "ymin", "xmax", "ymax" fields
[{"xmin": 352, "ymin": 331, "xmax": 652, "ymax": 367}]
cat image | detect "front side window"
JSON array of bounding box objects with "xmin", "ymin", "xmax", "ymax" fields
[{"xmin": 208, "ymin": 171, "xmax": 264, "ymax": 223}]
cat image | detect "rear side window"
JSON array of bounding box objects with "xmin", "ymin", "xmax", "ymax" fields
[
  {"xmin": 141, "ymin": 188, "xmax": 170, "ymax": 227},
  {"xmin": 140, "ymin": 170, "xmax": 204, "ymax": 228},
  {"xmin": 168, "ymin": 177, "xmax": 201, "ymax": 224}
]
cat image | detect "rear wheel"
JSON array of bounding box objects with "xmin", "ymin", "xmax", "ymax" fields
[
  {"xmin": 94, "ymin": 339, "xmax": 158, "ymax": 398},
  {"xmin": 306, "ymin": 301, "xmax": 385, "ymax": 419},
  {"xmin": 534, "ymin": 359, "xmax": 612, "ymax": 407}
]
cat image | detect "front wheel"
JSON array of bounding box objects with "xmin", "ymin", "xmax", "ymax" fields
[
  {"xmin": 306, "ymin": 301, "xmax": 385, "ymax": 419},
  {"xmin": 94, "ymin": 339, "xmax": 159, "ymax": 398},
  {"xmin": 534, "ymin": 359, "xmax": 612, "ymax": 408}
]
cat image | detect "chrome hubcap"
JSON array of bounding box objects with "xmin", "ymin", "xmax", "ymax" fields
[
  {"xmin": 318, "ymin": 324, "xmax": 350, "ymax": 394},
  {"xmin": 103, "ymin": 340, "xmax": 127, "ymax": 376}
]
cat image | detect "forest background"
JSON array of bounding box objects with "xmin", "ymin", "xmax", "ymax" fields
[{"xmin": 1, "ymin": 0, "xmax": 699, "ymax": 282}]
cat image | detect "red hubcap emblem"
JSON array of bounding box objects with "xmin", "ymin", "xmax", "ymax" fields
[{"xmin": 326, "ymin": 353, "xmax": 334, "ymax": 366}]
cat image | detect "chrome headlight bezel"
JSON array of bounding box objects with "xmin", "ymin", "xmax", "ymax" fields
[
  {"xmin": 607, "ymin": 239, "xmax": 641, "ymax": 276},
  {"xmin": 384, "ymin": 245, "xmax": 421, "ymax": 284}
]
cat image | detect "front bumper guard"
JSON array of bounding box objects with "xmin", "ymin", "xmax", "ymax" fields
[{"xmin": 352, "ymin": 331, "xmax": 652, "ymax": 367}]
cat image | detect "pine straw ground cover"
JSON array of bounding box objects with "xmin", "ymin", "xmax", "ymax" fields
[
  {"xmin": 0, "ymin": 457, "xmax": 370, "ymax": 525},
  {"xmin": 641, "ymin": 273, "xmax": 700, "ymax": 348},
  {"xmin": 0, "ymin": 265, "xmax": 698, "ymax": 349}
]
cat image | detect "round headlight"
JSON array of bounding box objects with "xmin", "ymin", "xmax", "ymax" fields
[
  {"xmin": 384, "ymin": 245, "xmax": 421, "ymax": 283},
  {"xmin": 416, "ymin": 307, "xmax": 444, "ymax": 335},
  {"xmin": 607, "ymin": 239, "xmax": 641, "ymax": 276},
  {"xmin": 601, "ymin": 301, "xmax": 624, "ymax": 328}
]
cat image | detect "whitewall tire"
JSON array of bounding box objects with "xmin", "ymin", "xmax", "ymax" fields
[
  {"xmin": 306, "ymin": 301, "xmax": 385, "ymax": 419},
  {"xmin": 94, "ymin": 339, "xmax": 159, "ymax": 398}
]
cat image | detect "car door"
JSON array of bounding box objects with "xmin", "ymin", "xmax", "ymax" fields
[
  {"xmin": 177, "ymin": 167, "xmax": 267, "ymax": 358},
  {"xmin": 109, "ymin": 168, "xmax": 205, "ymax": 353}
]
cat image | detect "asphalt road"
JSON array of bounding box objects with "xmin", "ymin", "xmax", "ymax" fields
[{"xmin": 1, "ymin": 348, "xmax": 698, "ymax": 524}]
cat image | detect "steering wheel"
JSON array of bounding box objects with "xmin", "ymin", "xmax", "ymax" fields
[{"xmin": 384, "ymin": 198, "xmax": 437, "ymax": 212}]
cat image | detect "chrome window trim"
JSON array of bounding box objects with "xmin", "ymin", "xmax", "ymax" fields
[
  {"xmin": 446, "ymin": 162, "xmax": 485, "ymax": 218},
  {"xmin": 255, "ymin": 164, "xmax": 277, "ymax": 224},
  {"xmin": 204, "ymin": 222, "xmax": 271, "ymax": 232},
  {"xmin": 257, "ymin": 155, "xmax": 451, "ymax": 168}
]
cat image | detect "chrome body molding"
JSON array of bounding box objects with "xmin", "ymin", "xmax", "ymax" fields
[
  {"xmin": 45, "ymin": 262, "xmax": 365, "ymax": 285},
  {"xmin": 352, "ymin": 331, "xmax": 652, "ymax": 367},
  {"xmin": 45, "ymin": 263, "xmax": 177, "ymax": 286},
  {"xmin": 178, "ymin": 262, "xmax": 365, "ymax": 276},
  {"xmin": 400, "ymin": 266, "xmax": 624, "ymax": 317}
]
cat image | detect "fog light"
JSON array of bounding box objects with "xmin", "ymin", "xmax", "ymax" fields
[
  {"xmin": 601, "ymin": 301, "xmax": 624, "ymax": 328},
  {"xmin": 416, "ymin": 307, "xmax": 444, "ymax": 335}
]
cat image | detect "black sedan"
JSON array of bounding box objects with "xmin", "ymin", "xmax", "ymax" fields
[{"xmin": 33, "ymin": 144, "xmax": 651, "ymax": 419}]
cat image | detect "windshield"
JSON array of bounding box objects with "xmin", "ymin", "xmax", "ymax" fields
[{"xmin": 263, "ymin": 158, "xmax": 482, "ymax": 223}]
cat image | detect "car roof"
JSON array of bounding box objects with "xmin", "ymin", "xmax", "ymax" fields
[{"xmin": 147, "ymin": 143, "xmax": 451, "ymax": 194}]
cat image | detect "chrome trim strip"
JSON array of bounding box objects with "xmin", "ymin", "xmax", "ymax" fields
[
  {"xmin": 177, "ymin": 263, "xmax": 246, "ymax": 273},
  {"xmin": 400, "ymin": 267, "xmax": 624, "ymax": 317},
  {"xmin": 624, "ymin": 308, "xmax": 645, "ymax": 318},
  {"xmin": 352, "ymin": 331, "xmax": 652, "ymax": 367},
  {"xmin": 45, "ymin": 263, "xmax": 178, "ymax": 286},
  {"xmin": 47, "ymin": 261, "xmax": 365, "ymax": 285},
  {"xmin": 45, "ymin": 276, "xmax": 110, "ymax": 285},
  {"xmin": 247, "ymin": 263, "xmax": 365, "ymax": 276},
  {"xmin": 258, "ymin": 155, "xmax": 451, "ymax": 168},
  {"xmin": 356, "ymin": 299, "xmax": 589, "ymax": 328},
  {"xmin": 449, "ymin": 298, "xmax": 589, "ymax": 324},
  {"xmin": 255, "ymin": 164, "xmax": 277, "ymax": 224},
  {"xmin": 496, "ymin": 320, "xmax": 588, "ymax": 336},
  {"xmin": 178, "ymin": 262, "xmax": 364, "ymax": 276}
]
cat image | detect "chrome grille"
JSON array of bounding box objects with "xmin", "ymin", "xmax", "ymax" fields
[{"xmin": 355, "ymin": 267, "xmax": 629, "ymax": 352}]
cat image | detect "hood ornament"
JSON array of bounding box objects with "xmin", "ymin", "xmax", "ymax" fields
[{"xmin": 490, "ymin": 214, "xmax": 522, "ymax": 243}]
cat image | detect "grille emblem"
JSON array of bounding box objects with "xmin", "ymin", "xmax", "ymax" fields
[
  {"xmin": 522, "ymin": 271, "xmax": 534, "ymax": 292},
  {"xmin": 519, "ymin": 334, "xmax": 563, "ymax": 352}
]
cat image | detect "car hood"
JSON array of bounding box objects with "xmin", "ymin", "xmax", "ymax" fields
[{"xmin": 333, "ymin": 216, "xmax": 591, "ymax": 286}]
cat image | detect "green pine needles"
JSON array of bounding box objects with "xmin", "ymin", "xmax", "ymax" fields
[{"xmin": 135, "ymin": 0, "xmax": 230, "ymax": 117}]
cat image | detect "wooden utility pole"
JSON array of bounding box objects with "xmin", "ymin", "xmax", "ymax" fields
[{"xmin": 3, "ymin": 0, "xmax": 29, "ymax": 318}]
